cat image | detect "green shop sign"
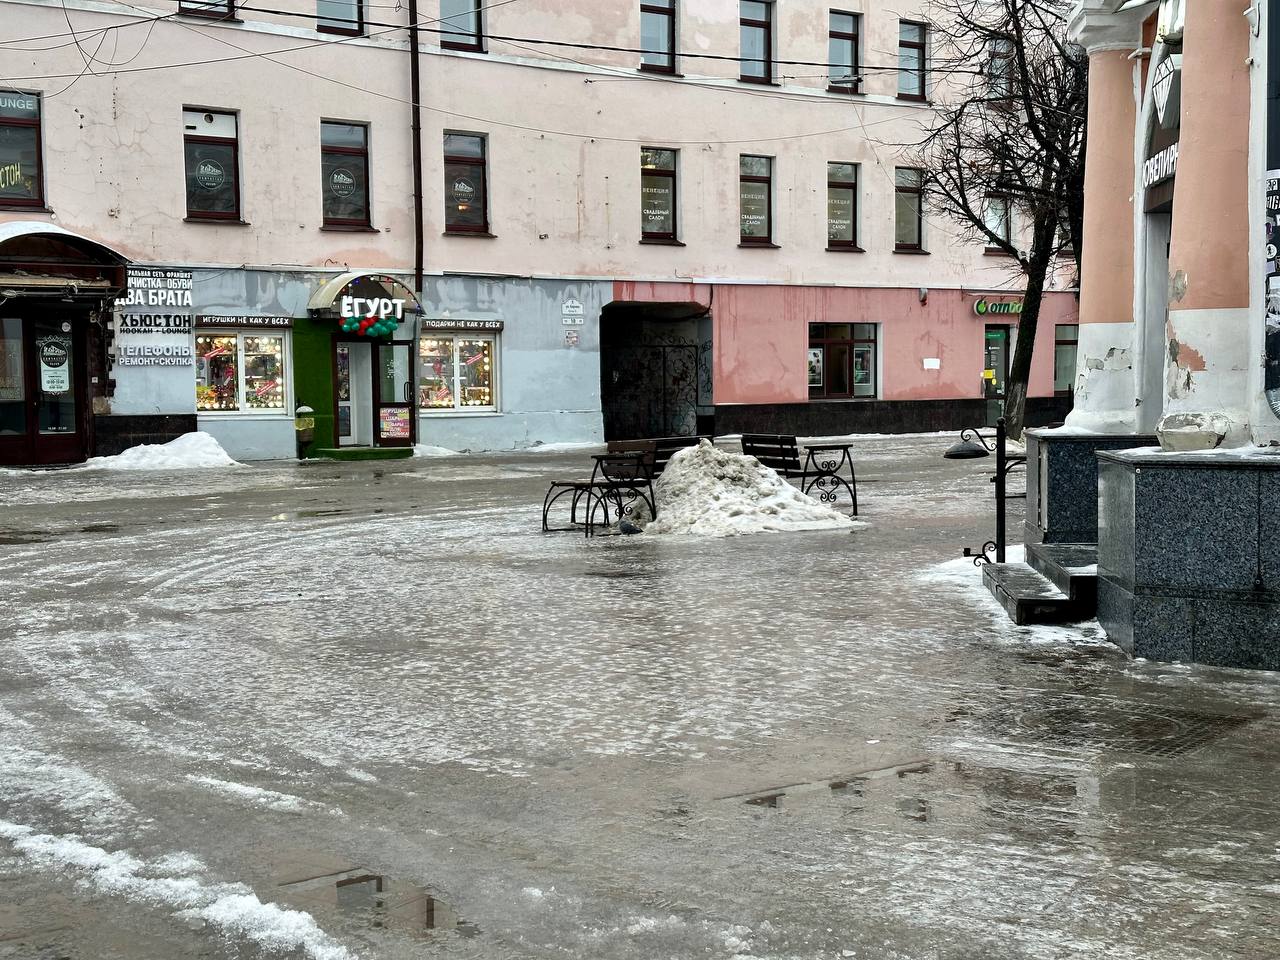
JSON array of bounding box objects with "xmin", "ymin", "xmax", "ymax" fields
[{"xmin": 974, "ymin": 298, "xmax": 1023, "ymax": 317}]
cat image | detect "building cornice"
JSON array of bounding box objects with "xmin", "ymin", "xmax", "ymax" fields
[{"xmin": 1068, "ymin": 0, "xmax": 1152, "ymax": 54}]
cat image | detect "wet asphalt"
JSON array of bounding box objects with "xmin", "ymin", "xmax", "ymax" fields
[{"xmin": 1, "ymin": 435, "xmax": 1278, "ymax": 960}]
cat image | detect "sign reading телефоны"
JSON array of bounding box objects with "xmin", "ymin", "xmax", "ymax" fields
[{"xmin": 115, "ymin": 268, "xmax": 195, "ymax": 366}]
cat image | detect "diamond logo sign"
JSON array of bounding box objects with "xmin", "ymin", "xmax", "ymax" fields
[{"xmin": 1153, "ymin": 56, "xmax": 1174, "ymax": 126}]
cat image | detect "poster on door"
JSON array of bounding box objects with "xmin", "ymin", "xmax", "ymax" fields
[
  {"xmin": 379, "ymin": 407, "xmax": 411, "ymax": 439},
  {"xmin": 37, "ymin": 337, "xmax": 72, "ymax": 394}
]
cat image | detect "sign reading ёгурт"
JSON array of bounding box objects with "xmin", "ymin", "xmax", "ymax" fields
[{"xmin": 115, "ymin": 268, "xmax": 195, "ymax": 366}]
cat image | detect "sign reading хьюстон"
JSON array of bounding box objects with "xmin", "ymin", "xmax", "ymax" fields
[{"xmin": 115, "ymin": 268, "xmax": 196, "ymax": 366}]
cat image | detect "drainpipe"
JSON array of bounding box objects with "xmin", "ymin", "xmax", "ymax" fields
[
  {"xmin": 407, "ymin": 0, "xmax": 425, "ymax": 296},
  {"xmin": 407, "ymin": 0, "xmax": 425, "ymax": 445},
  {"xmin": 1266, "ymin": 0, "xmax": 1280, "ymax": 417}
]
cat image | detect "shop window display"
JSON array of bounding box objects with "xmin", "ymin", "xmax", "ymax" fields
[
  {"xmin": 196, "ymin": 332, "xmax": 287, "ymax": 413},
  {"xmin": 808, "ymin": 322, "xmax": 877, "ymax": 399},
  {"xmin": 419, "ymin": 335, "xmax": 496, "ymax": 411}
]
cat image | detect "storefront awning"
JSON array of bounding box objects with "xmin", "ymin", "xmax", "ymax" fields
[
  {"xmin": 0, "ymin": 221, "xmax": 130, "ymax": 266},
  {"xmin": 0, "ymin": 221, "xmax": 130, "ymax": 293},
  {"xmin": 307, "ymin": 272, "xmax": 422, "ymax": 315}
]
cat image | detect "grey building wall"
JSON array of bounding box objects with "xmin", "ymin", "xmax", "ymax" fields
[
  {"xmin": 106, "ymin": 267, "xmax": 607, "ymax": 459},
  {"xmin": 418, "ymin": 276, "xmax": 607, "ymax": 450}
]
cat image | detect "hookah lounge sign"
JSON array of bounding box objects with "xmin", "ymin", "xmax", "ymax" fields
[{"xmin": 114, "ymin": 268, "xmax": 195, "ymax": 367}]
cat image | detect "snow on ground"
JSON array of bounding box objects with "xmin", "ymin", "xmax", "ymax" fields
[
  {"xmin": 797, "ymin": 430, "xmax": 957, "ymax": 443},
  {"xmin": 917, "ymin": 545, "xmax": 1112, "ymax": 647},
  {"xmin": 184, "ymin": 775, "xmax": 341, "ymax": 815},
  {"xmin": 645, "ymin": 440, "xmax": 855, "ymax": 538},
  {"xmin": 0, "ymin": 821, "xmax": 354, "ymax": 960},
  {"xmin": 518, "ymin": 441, "xmax": 603, "ymax": 453},
  {"xmin": 84, "ymin": 432, "xmax": 239, "ymax": 471},
  {"xmin": 411, "ymin": 444, "xmax": 461, "ymax": 458},
  {"xmin": 1123, "ymin": 444, "xmax": 1280, "ymax": 459}
]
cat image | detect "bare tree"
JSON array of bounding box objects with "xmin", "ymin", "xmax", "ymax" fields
[{"xmin": 904, "ymin": 0, "xmax": 1086, "ymax": 439}]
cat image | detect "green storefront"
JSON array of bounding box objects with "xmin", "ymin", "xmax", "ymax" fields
[{"xmin": 295, "ymin": 272, "xmax": 421, "ymax": 460}]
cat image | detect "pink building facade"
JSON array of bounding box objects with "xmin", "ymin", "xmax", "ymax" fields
[
  {"xmin": 0, "ymin": 0, "xmax": 1078, "ymax": 464},
  {"xmin": 1014, "ymin": 0, "xmax": 1280, "ymax": 670}
]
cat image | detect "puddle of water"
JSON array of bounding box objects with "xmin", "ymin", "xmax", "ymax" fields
[
  {"xmin": 0, "ymin": 531, "xmax": 50, "ymax": 545},
  {"xmin": 279, "ymin": 868, "xmax": 479, "ymax": 940},
  {"xmin": 79, "ymin": 523, "xmax": 119, "ymax": 534}
]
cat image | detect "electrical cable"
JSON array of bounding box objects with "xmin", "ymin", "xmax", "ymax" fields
[{"xmin": 1, "ymin": 0, "xmax": 986, "ymax": 80}]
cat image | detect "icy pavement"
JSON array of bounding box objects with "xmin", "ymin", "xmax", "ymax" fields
[{"xmin": 1, "ymin": 434, "xmax": 1278, "ymax": 960}]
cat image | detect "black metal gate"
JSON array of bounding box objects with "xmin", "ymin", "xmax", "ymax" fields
[{"xmin": 602, "ymin": 341, "xmax": 699, "ymax": 439}]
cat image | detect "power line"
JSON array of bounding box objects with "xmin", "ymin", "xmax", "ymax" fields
[
  {"xmin": 229, "ymin": 1, "xmax": 986, "ymax": 77},
  {"xmin": 170, "ymin": 11, "xmax": 915, "ymax": 145},
  {"xmin": 3, "ymin": 0, "xmax": 966, "ymax": 145},
  {"xmin": 1, "ymin": 1, "xmax": 984, "ymax": 80},
  {"xmin": 0, "ymin": 8, "xmax": 176, "ymax": 47}
]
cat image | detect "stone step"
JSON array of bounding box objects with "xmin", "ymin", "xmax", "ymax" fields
[
  {"xmin": 982, "ymin": 562, "xmax": 1093, "ymax": 627},
  {"xmin": 1026, "ymin": 542, "xmax": 1099, "ymax": 609}
]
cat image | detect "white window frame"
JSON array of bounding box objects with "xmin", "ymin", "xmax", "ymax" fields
[
  {"xmin": 983, "ymin": 194, "xmax": 1012, "ymax": 248},
  {"xmin": 195, "ymin": 329, "xmax": 293, "ymax": 417},
  {"xmin": 418, "ymin": 332, "xmax": 499, "ymax": 413}
]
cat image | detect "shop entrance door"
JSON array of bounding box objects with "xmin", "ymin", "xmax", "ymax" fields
[
  {"xmin": 335, "ymin": 341, "xmax": 372, "ymax": 447},
  {"xmin": 0, "ymin": 316, "xmax": 87, "ymax": 467},
  {"xmin": 374, "ymin": 341, "xmax": 414, "ymax": 447}
]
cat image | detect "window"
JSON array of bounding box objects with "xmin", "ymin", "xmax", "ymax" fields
[
  {"xmin": 983, "ymin": 194, "xmax": 1011, "ymax": 248},
  {"xmin": 0, "ymin": 92, "xmax": 42, "ymax": 209},
  {"xmin": 640, "ymin": 0, "xmax": 676, "ymax": 73},
  {"xmin": 740, "ymin": 1, "xmax": 772, "ymax": 83},
  {"xmin": 827, "ymin": 162, "xmax": 859, "ymax": 249},
  {"xmin": 321, "ymin": 121, "xmax": 370, "ymax": 228},
  {"xmin": 988, "ymin": 36, "xmax": 1015, "ymax": 100},
  {"xmin": 195, "ymin": 332, "xmax": 288, "ymax": 413},
  {"xmin": 317, "ymin": 0, "xmax": 362, "ymax": 35},
  {"xmin": 739, "ymin": 155, "xmax": 772, "ymax": 245},
  {"xmin": 828, "ymin": 11, "xmax": 860, "ymax": 93},
  {"xmin": 183, "ymin": 110, "xmax": 240, "ymax": 221},
  {"xmin": 419, "ymin": 334, "xmax": 497, "ymax": 410},
  {"xmin": 178, "ymin": 0, "xmax": 234, "ymax": 18},
  {"xmin": 894, "ymin": 167, "xmax": 924, "ymax": 251},
  {"xmin": 1054, "ymin": 324, "xmax": 1078, "ymax": 395},
  {"xmin": 441, "ymin": 0, "xmax": 482, "ymax": 50},
  {"xmin": 443, "ymin": 133, "xmax": 488, "ymax": 233},
  {"xmin": 809, "ymin": 323, "xmax": 877, "ymax": 399},
  {"xmin": 640, "ymin": 148, "xmax": 677, "ymax": 241},
  {"xmin": 897, "ymin": 20, "xmax": 927, "ymax": 100}
]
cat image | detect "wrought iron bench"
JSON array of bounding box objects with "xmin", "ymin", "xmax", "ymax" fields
[
  {"xmin": 607, "ymin": 435, "xmax": 710, "ymax": 476},
  {"xmin": 541, "ymin": 451, "xmax": 657, "ymax": 537},
  {"xmin": 740, "ymin": 434, "xmax": 858, "ymax": 516}
]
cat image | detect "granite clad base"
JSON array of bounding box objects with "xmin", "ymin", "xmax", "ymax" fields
[
  {"xmin": 1097, "ymin": 449, "xmax": 1280, "ymax": 671},
  {"xmin": 92, "ymin": 415, "xmax": 197, "ymax": 457},
  {"xmin": 1024, "ymin": 430, "xmax": 1158, "ymax": 544}
]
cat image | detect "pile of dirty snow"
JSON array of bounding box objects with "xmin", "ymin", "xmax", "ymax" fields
[
  {"xmin": 644, "ymin": 440, "xmax": 854, "ymax": 537},
  {"xmin": 413, "ymin": 444, "xmax": 462, "ymax": 458},
  {"xmin": 85, "ymin": 432, "xmax": 239, "ymax": 471}
]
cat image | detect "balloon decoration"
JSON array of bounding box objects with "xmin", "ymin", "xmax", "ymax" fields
[{"xmin": 339, "ymin": 313, "xmax": 400, "ymax": 337}]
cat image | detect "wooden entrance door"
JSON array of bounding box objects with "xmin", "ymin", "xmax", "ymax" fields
[{"xmin": 0, "ymin": 315, "xmax": 88, "ymax": 467}]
